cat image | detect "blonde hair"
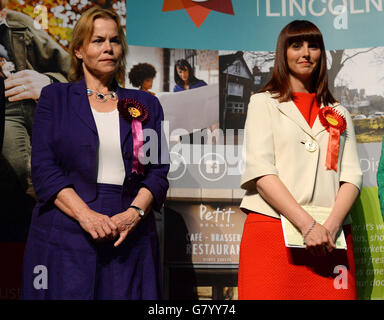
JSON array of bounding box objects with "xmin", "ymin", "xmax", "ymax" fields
[{"xmin": 68, "ymin": 7, "xmax": 127, "ymax": 82}]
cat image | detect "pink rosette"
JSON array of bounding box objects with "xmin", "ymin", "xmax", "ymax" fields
[{"xmin": 117, "ymin": 98, "xmax": 149, "ymax": 175}]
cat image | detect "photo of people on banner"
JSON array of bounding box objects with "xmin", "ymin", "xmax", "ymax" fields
[
  {"xmin": 0, "ymin": 0, "xmax": 70, "ymax": 242},
  {"xmin": 126, "ymin": 46, "xmax": 219, "ymax": 143}
]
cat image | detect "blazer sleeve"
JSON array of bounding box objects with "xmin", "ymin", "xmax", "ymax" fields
[
  {"xmin": 377, "ymin": 137, "xmax": 384, "ymax": 218},
  {"xmin": 31, "ymin": 85, "xmax": 73, "ymax": 206},
  {"xmin": 339, "ymin": 108, "xmax": 363, "ymax": 190},
  {"xmin": 139, "ymin": 97, "xmax": 170, "ymax": 211},
  {"xmin": 240, "ymin": 93, "xmax": 279, "ymax": 191}
]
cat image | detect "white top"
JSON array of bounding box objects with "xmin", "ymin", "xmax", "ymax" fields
[{"xmin": 91, "ymin": 107, "xmax": 125, "ymax": 185}]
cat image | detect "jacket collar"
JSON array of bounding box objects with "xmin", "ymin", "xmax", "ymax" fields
[
  {"xmin": 5, "ymin": 10, "xmax": 27, "ymax": 29},
  {"xmin": 72, "ymin": 78, "xmax": 132, "ymax": 147},
  {"xmin": 268, "ymin": 92, "xmax": 339, "ymax": 139}
]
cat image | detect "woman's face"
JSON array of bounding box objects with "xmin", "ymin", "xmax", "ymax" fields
[
  {"xmin": 286, "ymin": 40, "xmax": 321, "ymax": 81},
  {"xmin": 176, "ymin": 66, "xmax": 189, "ymax": 83},
  {"xmin": 75, "ymin": 18, "xmax": 122, "ymax": 79},
  {"xmin": 141, "ymin": 78, "xmax": 153, "ymax": 91}
]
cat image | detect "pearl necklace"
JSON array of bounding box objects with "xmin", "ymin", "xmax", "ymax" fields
[{"xmin": 87, "ymin": 88, "xmax": 117, "ymax": 103}]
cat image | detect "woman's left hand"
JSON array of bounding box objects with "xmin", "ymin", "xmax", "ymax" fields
[
  {"xmin": 322, "ymin": 217, "xmax": 342, "ymax": 244},
  {"xmin": 111, "ymin": 208, "xmax": 141, "ymax": 247}
]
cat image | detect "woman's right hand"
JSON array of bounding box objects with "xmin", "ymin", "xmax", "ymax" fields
[
  {"xmin": 301, "ymin": 222, "xmax": 336, "ymax": 256},
  {"xmin": 76, "ymin": 209, "xmax": 119, "ymax": 241}
]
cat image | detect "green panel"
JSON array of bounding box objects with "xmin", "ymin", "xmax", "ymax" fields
[{"xmin": 351, "ymin": 187, "xmax": 384, "ymax": 300}]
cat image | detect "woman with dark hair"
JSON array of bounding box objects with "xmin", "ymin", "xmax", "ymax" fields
[
  {"xmin": 128, "ymin": 62, "xmax": 157, "ymax": 95},
  {"xmin": 173, "ymin": 59, "xmax": 207, "ymax": 92},
  {"xmin": 238, "ymin": 20, "xmax": 362, "ymax": 299}
]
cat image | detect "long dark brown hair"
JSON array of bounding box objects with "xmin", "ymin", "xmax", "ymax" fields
[
  {"xmin": 174, "ymin": 59, "xmax": 202, "ymax": 88},
  {"xmin": 261, "ymin": 20, "xmax": 336, "ymax": 106}
]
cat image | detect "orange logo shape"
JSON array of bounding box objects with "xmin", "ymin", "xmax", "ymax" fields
[{"xmin": 162, "ymin": 0, "xmax": 234, "ymax": 28}]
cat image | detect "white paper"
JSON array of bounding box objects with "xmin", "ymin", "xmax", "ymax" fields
[
  {"xmin": 281, "ymin": 206, "xmax": 347, "ymax": 250},
  {"xmin": 157, "ymin": 84, "xmax": 219, "ymax": 135}
]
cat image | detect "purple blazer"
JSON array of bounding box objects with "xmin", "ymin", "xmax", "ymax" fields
[{"xmin": 31, "ymin": 78, "xmax": 169, "ymax": 218}]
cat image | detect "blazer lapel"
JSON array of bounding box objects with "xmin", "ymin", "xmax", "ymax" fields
[
  {"xmin": 71, "ymin": 80, "xmax": 132, "ymax": 150},
  {"xmin": 72, "ymin": 78, "xmax": 98, "ymax": 135},
  {"xmin": 311, "ymin": 110, "xmax": 326, "ymax": 137},
  {"xmin": 272, "ymin": 95, "xmax": 338, "ymax": 139},
  {"xmin": 273, "ymin": 99, "xmax": 315, "ymax": 138}
]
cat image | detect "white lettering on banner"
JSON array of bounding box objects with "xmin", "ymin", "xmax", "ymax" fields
[
  {"xmin": 186, "ymin": 243, "xmax": 240, "ymax": 256},
  {"xmin": 328, "ymin": 0, "xmax": 347, "ymax": 15},
  {"xmin": 350, "ymin": 0, "xmax": 365, "ymax": 14},
  {"xmin": 366, "ymin": 0, "xmax": 383, "ymax": 12},
  {"xmin": 211, "ymin": 233, "xmax": 242, "ymax": 242},
  {"xmin": 282, "ymin": 0, "xmax": 287, "ymax": 16},
  {"xmin": 264, "ymin": 0, "xmax": 383, "ymax": 17},
  {"xmin": 186, "ymin": 232, "xmax": 203, "ymax": 242},
  {"xmin": 308, "ymin": 0, "xmax": 327, "ymax": 16},
  {"xmin": 371, "ymin": 279, "xmax": 384, "ymax": 286},
  {"xmin": 200, "ymin": 204, "xmax": 235, "ymax": 224},
  {"xmin": 266, "ymin": 0, "xmax": 280, "ymax": 16},
  {"xmin": 179, "ymin": 204, "xmax": 246, "ymax": 263},
  {"xmin": 290, "ymin": 0, "xmax": 306, "ymax": 16},
  {"xmin": 360, "ymin": 157, "xmax": 379, "ymax": 173}
]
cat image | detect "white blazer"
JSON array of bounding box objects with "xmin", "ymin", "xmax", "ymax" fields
[{"xmin": 240, "ymin": 91, "xmax": 363, "ymax": 223}]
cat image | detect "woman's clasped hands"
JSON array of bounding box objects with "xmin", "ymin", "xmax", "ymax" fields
[
  {"xmin": 301, "ymin": 220, "xmax": 337, "ymax": 256},
  {"xmin": 77, "ymin": 208, "xmax": 141, "ymax": 247}
]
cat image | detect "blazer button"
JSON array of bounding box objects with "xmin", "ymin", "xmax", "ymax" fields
[{"xmin": 305, "ymin": 140, "xmax": 318, "ymax": 152}]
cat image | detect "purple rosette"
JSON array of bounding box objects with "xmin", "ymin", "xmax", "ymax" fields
[
  {"xmin": 117, "ymin": 98, "xmax": 149, "ymax": 123},
  {"xmin": 117, "ymin": 98, "xmax": 150, "ymax": 175}
]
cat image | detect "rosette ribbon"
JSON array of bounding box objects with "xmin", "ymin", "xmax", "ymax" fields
[
  {"xmin": 117, "ymin": 98, "xmax": 149, "ymax": 175},
  {"xmin": 318, "ymin": 107, "xmax": 346, "ymax": 172}
]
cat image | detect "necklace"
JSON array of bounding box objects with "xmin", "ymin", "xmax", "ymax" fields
[{"xmin": 87, "ymin": 88, "xmax": 117, "ymax": 103}]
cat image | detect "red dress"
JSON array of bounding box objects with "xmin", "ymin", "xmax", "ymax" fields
[{"xmin": 238, "ymin": 92, "xmax": 357, "ymax": 300}]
